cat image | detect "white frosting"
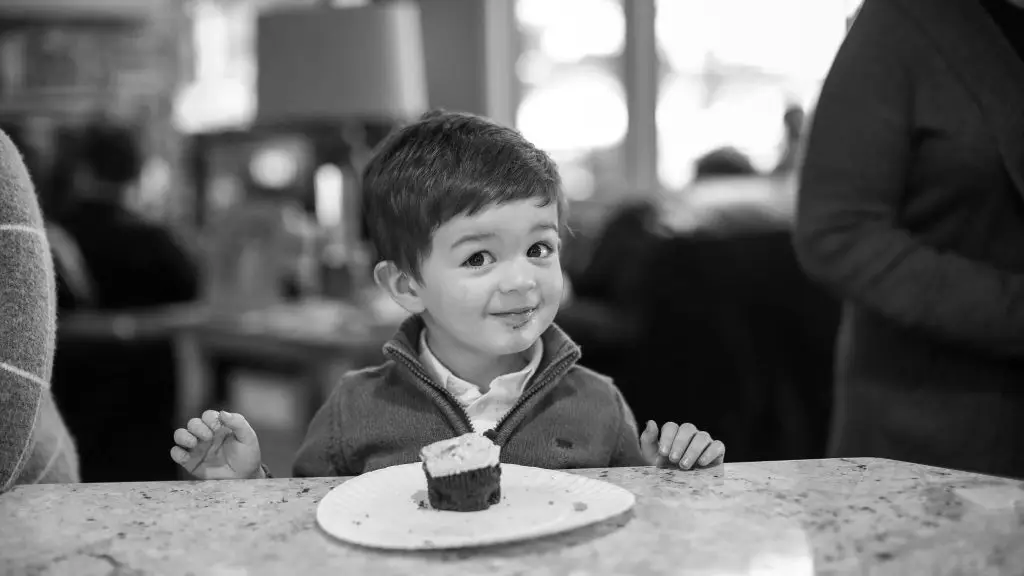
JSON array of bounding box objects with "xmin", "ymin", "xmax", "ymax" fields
[{"xmin": 420, "ymin": 433, "xmax": 500, "ymax": 478}]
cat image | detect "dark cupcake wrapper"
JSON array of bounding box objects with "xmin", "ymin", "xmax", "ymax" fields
[{"xmin": 423, "ymin": 463, "xmax": 502, "ymax": 512}]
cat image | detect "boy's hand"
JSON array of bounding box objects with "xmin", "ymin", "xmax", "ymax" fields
[
  {"xmin": 640, "ymin": 421, "xmax": 725, "ymax": 470},
  {"xmin": 170, "ymin": 410, "xmax": 263, "ymax": 479}
]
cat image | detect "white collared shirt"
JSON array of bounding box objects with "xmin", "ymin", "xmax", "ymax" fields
[{"xmin": 419, "ymin": 331, "xmax": 543, "ymax": 433}]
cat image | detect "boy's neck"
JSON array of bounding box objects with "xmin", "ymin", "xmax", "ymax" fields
[{"xmin": 423, "ymin": 330, "xmax": 529, "ymax": 393}]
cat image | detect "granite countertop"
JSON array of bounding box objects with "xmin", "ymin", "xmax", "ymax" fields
[{"xmin": 2, "ymin": 458, "xmax": 1023, "ymax": 575}]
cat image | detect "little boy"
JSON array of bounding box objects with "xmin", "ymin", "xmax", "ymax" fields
[{"xmin": 170, "ymin": 111, "xmax": 725, "ymax": 480}]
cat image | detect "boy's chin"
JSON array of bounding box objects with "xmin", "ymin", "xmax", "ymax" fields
[
  {"xmin": 487, "ymin": 338, "xmax": 537, "ymax": 356},
  {"xmin": 481, "ymin": 323, "xmax": 547, "ymax": 355}
]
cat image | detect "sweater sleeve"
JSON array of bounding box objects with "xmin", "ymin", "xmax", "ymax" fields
[
  {"xmin": 794, "ymin": 0, "xmax": 1024, "ymax": 357},
  {"xmin": 608, "ymin": 384, "xmax": 647, "ymax": 467},
  {"xmin": 0, "ymin": 129, "xmax": 80, "ymax": 492},
  {"xmin": 292, "ymin": 381, "xmax": 350, "ymax": 477}
]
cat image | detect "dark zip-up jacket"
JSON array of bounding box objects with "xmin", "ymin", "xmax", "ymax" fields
[{"xmin": 292, "ymin": 315, "xmax": 646, "ymax": 477}]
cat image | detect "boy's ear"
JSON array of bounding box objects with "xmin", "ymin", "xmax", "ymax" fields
[{"xmin": 373, "ymin": 261, "xmax": 425, "ymax": 315}]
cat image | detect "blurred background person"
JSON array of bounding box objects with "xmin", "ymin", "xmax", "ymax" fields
[
  {"xmin": 49, "ymin": 121, "xmax": 198, "ymax": 482},
  {"xmin": 54, "ymin": 121, "xmax": 199, "ymax": 311},
  {"xmin": 795, "ymin": 0, "xmax": 1024, "ymax": 477}
]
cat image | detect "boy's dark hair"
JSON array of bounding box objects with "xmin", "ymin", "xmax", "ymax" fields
[
  {"xmin": 362, "ymin": 110, "xmax": 564, "ymax": 279},
  {"xmin": 77, "ymin": 122, "xmax": 143, "ymax": 185}
]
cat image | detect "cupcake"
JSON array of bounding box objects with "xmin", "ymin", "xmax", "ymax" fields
[{"xmin": 419, "ymin": 433, "xmax": 501, "ymax": 512}]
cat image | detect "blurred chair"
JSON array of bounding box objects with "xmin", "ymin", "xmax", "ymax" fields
[
  {"xmin": 50, "ymin": 220, "xmax": 183, "ymax": 482},
  {"xmin": 52, "ymin": 324, "xmax": 180, "ymax": 482},
  {"xmin": 556, "ymin": 200, "xmax": 664, "ymax": 403},
  {"xmin": 634, "ymin": 180, "xmax": 840, "ymax": 462}
]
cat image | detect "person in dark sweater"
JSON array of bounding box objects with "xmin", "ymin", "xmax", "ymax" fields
[
  {"xmin": 52, "ymin": 122, "xmax": 197, "ymax": 482},
  {"xmin": 795, "ymin": 0, "xmax": 1024, "ymax": 477},
  {"xmin": 169, "ymin": 111, "xmax": 725, "ymax": 479},
  {"xmin": 56, "ymin": 122, "xmax": 198, "ymax": 310}
]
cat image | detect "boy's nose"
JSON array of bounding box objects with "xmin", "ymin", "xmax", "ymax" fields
[{"xmin": 498, "ymin": 260, "xmax": 538, "ymax": 293}]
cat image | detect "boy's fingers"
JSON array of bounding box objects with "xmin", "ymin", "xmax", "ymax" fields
[
  {"xmin": 658, "ymin": 422, "xmax": 679, "ymax": 456},
  {"xmin": 640, "ymin": 421, "xmax": 660, "ymax": 463},
  {"xmin": 201, "ymin": 410, "xmax": 223, "ymax": 432},
  {"xmin": 219, "ymin": 411, "xmax": 257, "ymax": 445},
  {"xmin": 170, "ymin": 445, "xmax": 190, "ymax": 464},
  {"xmin": 186, "ymin": 417, "xmax": 212, "ymax": 442},
  {"xmin": 668, "ymin": 423, "xmax": 698, "ymax": 462},
  {"xmin": 680, "ymin": 431, "xmax": 711, "ymax": 470},
  {"xmin": 640, "ymin": 420, "xmax": 658, "ymax": 444},
  {"xmin": 698, "ymin": 440, "xmax": 726, "ymax": 467},
  {"xmin": 173, "ymin": 428, "xmax": 197, "ymax": 449}
]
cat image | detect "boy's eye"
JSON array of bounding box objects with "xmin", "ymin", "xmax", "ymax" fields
[
  {"xmin": 463, "ymin": 251, "xmax": 495, "ymax": 268},
  {"xmin": 527, "ymin": 241, "xmax": 555, "ymax": 259}
]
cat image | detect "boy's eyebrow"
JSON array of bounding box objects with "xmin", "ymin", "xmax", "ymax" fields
[
  {"xmin": 451, "ymin": 232, "xmax": 495, "ymax": 249},
  {"xmin": 450, "ymin": 222, "xmax": 558, "ymax": 249}
]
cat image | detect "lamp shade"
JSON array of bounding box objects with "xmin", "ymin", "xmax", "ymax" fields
[{"xmin": 256, "ymin": 1, "xmax": 428, "ymax": 124}]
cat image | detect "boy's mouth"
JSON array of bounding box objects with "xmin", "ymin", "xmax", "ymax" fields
[{"xmin": 491, "ymin": 306, "xmax": 538, "ymax": 328}]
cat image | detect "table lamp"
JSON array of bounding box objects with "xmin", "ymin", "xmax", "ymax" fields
[
  {"xmin": 256, "ymin": 1, "xmax": 427, "ymax": 125},
  {"xmin": 255, "ymin": 0, "xmax": 429, "ymax": 298}
]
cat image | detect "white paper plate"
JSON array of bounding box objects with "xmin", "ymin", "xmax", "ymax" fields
[{"xmin": 316, "ymin": 463, "xmax": 636, "ymax": 550}]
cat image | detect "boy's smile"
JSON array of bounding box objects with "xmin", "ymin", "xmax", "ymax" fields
[
  {"xmin": 491, "ymin": 306, "xmax": 538, "ymax": 329},
  {"xmin": 391, "ymin": 198, "xmax": 563, "ymax": 386}
]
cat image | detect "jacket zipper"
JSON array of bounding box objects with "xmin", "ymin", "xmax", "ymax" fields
[
  {"xmin": 490, "ymin": 351, "xmax": 576, "ymax": 444},
  {"xmin": 385, "ymin": 344, "xmax": 475, "ymax": 434},
  {"xmin": 385, "ymin": 342, "xmax": 580, "ymax": 444}
]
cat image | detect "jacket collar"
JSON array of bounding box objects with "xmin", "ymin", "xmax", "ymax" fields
[
  {"xmin": 419, "ymin": 328, "xmax": 542, "ymax": 402},
  {"xmin": 891, "ymin": 0, "xmax": 1024, "ymax": 198},
  {"xmin": 383, "ymin": 314, "xmax": 581, "ymax": 389}
]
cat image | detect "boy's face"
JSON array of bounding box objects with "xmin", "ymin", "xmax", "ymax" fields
[{"xmin": 413, "ymin": 198, "xmax": 563, "ymax": 363}]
